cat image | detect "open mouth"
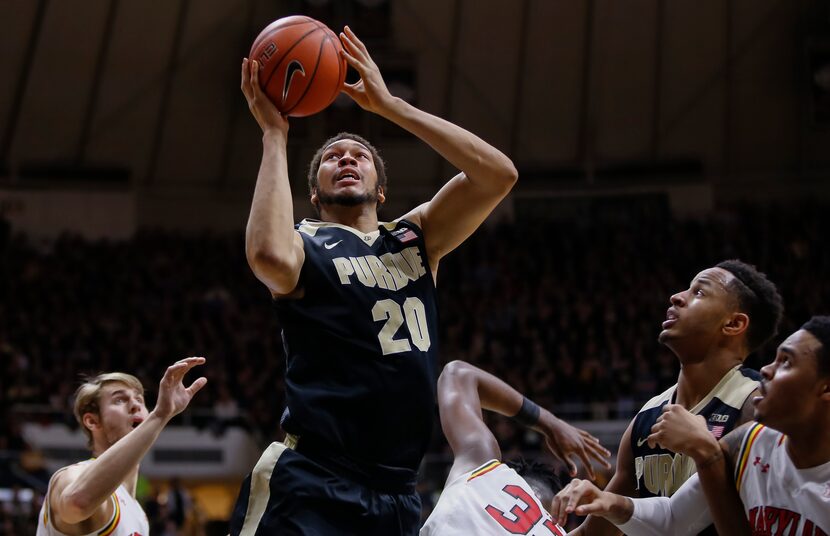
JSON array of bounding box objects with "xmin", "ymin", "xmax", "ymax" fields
[
  {"xmin": 662, "ymin": 308, "xmax": 679, "ymax": 329},
  {"xmin": 131, "ymin": 419, "xmax": 144, "ymax": 429},
  {"xmin": 335, "ymin": 169, "xmax": 360, "ymax": 183}
]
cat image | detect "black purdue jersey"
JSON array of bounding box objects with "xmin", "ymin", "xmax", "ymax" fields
[
  {"xmin": 275, "ymin": 218, "xmax": 439, "ymax": 482},
  {"xmin": 630, "ymin": 365, "xmax": 760, "ymax": 535},
  {"xmin": 631, "ymin": 365, "xmax": 760, "ymax": 497}
]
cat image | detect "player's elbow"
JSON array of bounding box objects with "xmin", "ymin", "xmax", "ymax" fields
[
  {"xmin": 247, "ymin": 245, "xmax": 298, "ymax": 276},
  {"xmin": 438, "ymin": 360, "xmax": 476, "ymax": 387},
  {"xmin": 247, "ymin": 247, "xmax": 301, "ymax": 293},
  {"xmin": 58, "ymin": 492, "xmax": 97, "ymax": 524}
]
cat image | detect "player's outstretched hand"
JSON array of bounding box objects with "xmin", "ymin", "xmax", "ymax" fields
[
  {"xmin": 240, "ymin": 58, "xmax": 289, "ymax": 137},
  {"xmin": 538, "ymin": 412, "xmax": 611, "ymax": 480},
  {"xmin": 647, "ymin": 404, "xmax": 720, "ymax": 462},
  {"xmin": 338, "ymin": 26, "xmax": 395, "ymax": 114},
  {"xmin": 551, "ymin": 479, "xmax": 632, "ymax": 526},
  {"xmin": 152, "ymin": 357, "xmax": 208, "ymax": 422}
]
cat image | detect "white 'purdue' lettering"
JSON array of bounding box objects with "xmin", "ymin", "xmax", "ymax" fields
[
  {"xmin": 332, "ymin": 247, "xmax": 426, "ymax": 290},
  {"xmin": 634, "ymin": 453, "xmax": 691, "ymax": 496}
]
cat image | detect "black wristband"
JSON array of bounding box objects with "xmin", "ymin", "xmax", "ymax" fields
[{"xmin": 512, "ymin": 397, "xmax": 541, "ymax": 427}]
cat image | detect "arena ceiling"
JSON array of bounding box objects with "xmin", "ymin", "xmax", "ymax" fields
[{"xmin": 0, "ymin": 0, "xmax": 826, "ymax": 203}]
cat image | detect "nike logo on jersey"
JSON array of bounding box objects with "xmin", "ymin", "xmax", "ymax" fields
[
  {"xmin": 324, "ymin": 240, "xmax": 343, "ymax": 249},
  {"xmin": 637, "ymin": 437, "xmax": 649, "ymax": 447}
]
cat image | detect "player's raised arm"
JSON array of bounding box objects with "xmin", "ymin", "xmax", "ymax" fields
[
  {"xmin": 241, "ymin": 58, "xmax": 305, "ymax": 295},
  {"xmin": 52, "ymin": 358, "xmax": 206, "ymax": 526},
  {"xmin": 338, "ymin": 27, "xmax": 518, "ymax": 269},
  {"xmin": 438, "ymin": 361, "xmax": 609, "ymax": 484}
]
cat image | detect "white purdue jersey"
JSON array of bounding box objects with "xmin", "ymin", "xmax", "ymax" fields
[
  {"xmin": 420, "ymin": 460, "xmax": 567, "ymax": 536},
  {"xmin": 37, "ymin": 461, "xmax": 149, "ymax": 536},
  {"xmin": 735, "ymin": 423, "xmax": 830, "ymax": 535}
]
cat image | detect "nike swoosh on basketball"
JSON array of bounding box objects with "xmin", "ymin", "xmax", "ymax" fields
[
  {"xmin": 637, "ymin": 437, "xmax": 650, "ymax": 448},
  {"xmin": 324, "ymin": 240, "xmax": 343, "ymax": 249}
]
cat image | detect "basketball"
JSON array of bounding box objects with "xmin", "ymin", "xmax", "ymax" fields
[{"xmin": 249, "ymin": 16, "xmax": 347, "ymax": 117}]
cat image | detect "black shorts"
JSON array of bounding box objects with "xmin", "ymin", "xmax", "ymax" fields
[{"xmin": 229, "ymin": 442, "xmax": 421, "ymax": 536}]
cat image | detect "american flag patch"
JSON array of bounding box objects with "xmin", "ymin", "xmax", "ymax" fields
[
  {"xmin": 710, "ymin": 425, "xmax": 725, "ymax": 439},
  {"xmin": 392, "ymin": 228, "xmax": 418, "ymax": 243}
]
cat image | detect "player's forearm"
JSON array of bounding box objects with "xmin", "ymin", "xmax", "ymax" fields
[
  {"xmin": 60, "ymin": 412, "xmax": 168, "ymax": 521},
  {"xmin": 378, "ymin": 97, "xmax": 518, "ymax": 191},
  {"xmin": 694, "ymin": 449, "xmax": 751, "ymax": 536},
  {"xmin": 618, "ymin": 476, "xmax": 712, "ymax": 536},
  {"xmin": 245, "ymin": 132, "xmax": 297, "ymax": 267},
  {"xmin": 451, "ymin": 361, "xmax": 524, "ymax": 418}
]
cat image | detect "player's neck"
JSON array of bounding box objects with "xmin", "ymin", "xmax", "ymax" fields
[
  {"xmin": 319, "ymin": 204, "xmax": 379, "ymax": 233},
  {"xmin": 675, "ymin": 354, "xmax": 741, "ymax": 408},
  {"xmin": 783, "ymin": 424, "xmax": 830, "ymax": 469}
]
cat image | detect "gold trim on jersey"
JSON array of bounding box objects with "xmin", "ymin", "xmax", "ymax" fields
[
  {"xmin": 636, "ymin": 365, "xmax": 758, "ymax": 414},
  {"xmin": 239, "ymin": 442, "xmax": 290, "ymax": 536},
  {"xmin": 467, "ymin": 460, "xmax": 501, "ymax": 482},
  {"xmin": 735, "ymin": 423, "xmax": 765, "ymax": 491},
  {"xmin": 298, "ymin": 219, "xmax": 384, "ymax": 246},
  {"xmin": 97, "ymin": 494, "xmax": 120, "ymax": 536}
]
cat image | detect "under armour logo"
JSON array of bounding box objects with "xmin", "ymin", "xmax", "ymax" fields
[{"xmin": 753, "ymin": 457, "xmax": 770, "ymax": 473}]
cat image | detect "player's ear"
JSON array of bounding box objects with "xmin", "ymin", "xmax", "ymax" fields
[
  {"xmin": 82, "ymin": 413, "xmax": 100, "ymax": 433},
  {"xmin": 377, "ymin": 185, "xmax": 385, "ymax": 205},
  {"xmin": 310, "ymin": 187, "xmax": 319, "ymax": 207},
  {"xmin": 819, "ymin": 373, "xmax": 830, "ymax": 402},
  {"xmin": 724, "ymin": 312, "xmax": 749, "ymax": 337}
]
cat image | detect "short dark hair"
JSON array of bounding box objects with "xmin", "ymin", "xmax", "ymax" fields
[
  {"xmin": 505, "ymin": 457, "xmax": 562, "ymax": 506},
  {"xmin": 801, "ymin": 316, "xmax": 830, "ymax": 376},
  {"xmin": 716, "ymin": 260, "xmax": 784, "ymax": 353},
  {"xmin": 306, "ymin": 132, "xmax": 388, "ymax": 195}
]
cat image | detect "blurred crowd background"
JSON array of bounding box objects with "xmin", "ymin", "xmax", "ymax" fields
[{"xmin": 2, "ymin": 202, "xmax": 827, "ymax": 533}]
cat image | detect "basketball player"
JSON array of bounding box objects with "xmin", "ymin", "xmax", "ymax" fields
[
  {"xmin": 232, "ymin": 26, "xmax": 519, "ymax": 535},
  {"xmin": 550, "ymin": 316, "xmax": 830, "ymax": 534},
  {"xmin": 36, "ymin": 357, "xmax": 207, "ymax": 536},
  {"xmin": 570, "ymin": 260, "xmax": 783, "ymax": 536},
  {"xmin": 420, "ymin": 360, "xmax": 611, "ymax": 535}
]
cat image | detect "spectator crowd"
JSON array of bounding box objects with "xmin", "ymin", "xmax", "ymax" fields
[{"xmin": 1, "ymin": 202, "xmax": 828, "ymax": 533}]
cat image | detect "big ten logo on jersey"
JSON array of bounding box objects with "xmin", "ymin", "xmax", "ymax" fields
[
  {"xmin": 747, "ymin": 506, "xmax": 827, "ymax": 536},
  {"xmin": 484, "ymin": 485, "xmax": 565, "ymax": 536},
  {"xmin": 332, "ymin": 246, "xmax": 431, "ymax": 356},
  {"xmin": 634, "ymin": 453, "xmax": 694, "ymax": 496}
]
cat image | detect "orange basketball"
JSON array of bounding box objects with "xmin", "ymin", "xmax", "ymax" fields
[{"xmin": 249, "ymin": 16, "xmax": 347, "ymax": 117}]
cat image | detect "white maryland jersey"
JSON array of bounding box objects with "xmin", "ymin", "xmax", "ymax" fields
[
  {"xmin": 37, "ymin": 461, "xmax": 149, "ymax": 536},
  {"xmin": 420, "ymin": 460, "xmax": 567, "ymax": 536},
  {"xmin": 735, "ymin": 423, "xmax": 830, "ymax": 535}
]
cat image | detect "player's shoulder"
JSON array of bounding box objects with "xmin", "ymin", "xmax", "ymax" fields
[
  {"xmin": 709, "ymin": 365, "xmax": 761, "ymax": 409},
  {"xmin": 637, "ymin": 383, "xmax": 677, "ymax": 414}
]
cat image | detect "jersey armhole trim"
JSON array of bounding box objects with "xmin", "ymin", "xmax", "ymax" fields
[
  {"xmin": 467, "ymin": 460, "xmax": 501, "ymax": 482},
  {"xmin": 735, "ymin": 423, "xmax": 765, "ymax": 491}
]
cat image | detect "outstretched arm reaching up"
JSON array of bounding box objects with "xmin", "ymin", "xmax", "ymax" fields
[
  {"xmin": 338, "ymin": 27, "xmax": 518, "ymax": 272},
  {"xmin": 438, "ymin": 361, "xmax": 610, "ymax": 484}
]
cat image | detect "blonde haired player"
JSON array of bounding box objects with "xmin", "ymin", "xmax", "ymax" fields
[
  {"xmin": 552, "ymin": 317, "xmax": 830, "ymax": 534},
  {"xmin": 421, "ymin": 361, "xmax": 610, "ymax": 535},
  {"xmin": 37, "ymin": 357, "xmax": 207, "ymax": 536}
]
